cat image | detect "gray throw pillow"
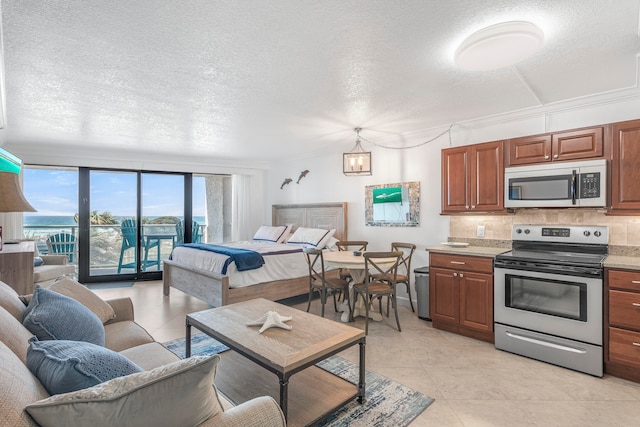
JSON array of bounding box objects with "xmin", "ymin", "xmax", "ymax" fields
[
  {"xmin": 23, "ymin": 285, "xmax": 105, "ymax": 346},
  {"xmin": 26, "ymin": 337, "xmax": 143, "ymax": 395}
]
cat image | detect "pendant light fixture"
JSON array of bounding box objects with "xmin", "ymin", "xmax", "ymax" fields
[{"xmin": 343, "ymin": 128, "xmax": 371, "ymax": 176}]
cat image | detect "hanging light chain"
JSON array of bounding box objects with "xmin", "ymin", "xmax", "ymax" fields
[{"xmin": 358, "ymin": 123, "xmax": 455, "ymax": 150}]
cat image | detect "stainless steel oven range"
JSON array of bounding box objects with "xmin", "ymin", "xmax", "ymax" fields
[{"xmin": 494, "ymin": 224, "xmax": 608, "ymax": 377}]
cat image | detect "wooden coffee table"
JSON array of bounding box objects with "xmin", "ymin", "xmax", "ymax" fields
[{"xmin": 186, "ymin": 298, "xmax": 366, "ymax": 426}]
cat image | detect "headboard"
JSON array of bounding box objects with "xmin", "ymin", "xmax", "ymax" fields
[{"xmin": 272, "ymin": 202, "xmax": 348, "ymax": 241}]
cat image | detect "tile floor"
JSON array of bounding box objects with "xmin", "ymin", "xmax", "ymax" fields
[{"xmin": 92, "ymin": 281, "xmax": 640, "ymax": 426}]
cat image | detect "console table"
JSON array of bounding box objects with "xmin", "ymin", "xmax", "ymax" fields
[{"xmin": 0, "ymin": 241, "xmax": 35, "ymax": 294}]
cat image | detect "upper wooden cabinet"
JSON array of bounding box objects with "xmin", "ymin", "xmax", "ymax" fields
[
  {"xmin": 609, "ymin": 119, "xmax": 640, "ymax": 212},
  {"xmin": 507, "ymin": 127, "xmax": 604, "ymax": 166},
  {"xmin": 441, "ymin": 140, "xmax": 505, "ymax": 214}
]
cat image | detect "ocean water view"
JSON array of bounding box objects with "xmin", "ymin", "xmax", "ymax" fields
[{"xmin": 24, "ymin": 216, "xmax": 77, "ymax": 226}]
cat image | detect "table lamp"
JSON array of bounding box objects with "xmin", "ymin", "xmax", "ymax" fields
[{"xmin": 0, "ymin": 148, "xmax": 36, "ymax": 249}]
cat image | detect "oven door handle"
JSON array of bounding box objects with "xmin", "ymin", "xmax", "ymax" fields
[
  {"xmin": 571, "ymin": 170, "xmax": 577, "ymax": 205},
  {"xmin": 505, "ymin": 331, "xmax": 587, "ymax": 354}
]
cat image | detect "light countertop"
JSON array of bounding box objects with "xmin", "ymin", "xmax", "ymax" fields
[
  {"xmin": 604, "ymin": 255, "xmax": 640, "ymax": 271},
  {"xmin": 427, "ymin": 244, "xmax": 640, "ymax": 270},
  {"xmin": 426, "ymin": 245, "xmax": 509, "ymax": 257}
]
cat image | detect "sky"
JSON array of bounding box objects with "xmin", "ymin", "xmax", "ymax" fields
[{"xmin": 23, "ymin": 168, "xmax": 206, "ymax": 218}]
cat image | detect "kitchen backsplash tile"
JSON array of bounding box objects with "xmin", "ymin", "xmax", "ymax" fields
[{"xmin": 450, "ymin": 209, "xmax": 640, "ymax": 248}]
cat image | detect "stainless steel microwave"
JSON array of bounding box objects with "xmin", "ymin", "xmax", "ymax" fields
[{"xmin": 504, "ymin": 159, "xmax": 607, "ymax": 208}]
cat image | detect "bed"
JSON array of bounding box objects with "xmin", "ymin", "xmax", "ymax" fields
[{"xmin": 162, "ymin": 202, "xmax": 348, "ymax": 307}]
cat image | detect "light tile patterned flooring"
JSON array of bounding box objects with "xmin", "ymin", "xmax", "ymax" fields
[{"xmin": 93, "ymin": 281, "xmax": 640, "ymax": 426}]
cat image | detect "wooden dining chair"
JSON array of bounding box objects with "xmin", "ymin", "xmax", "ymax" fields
[
  {"xmin": 390, "ymin": 242, "xmax": 417, "ymax": 313},
  {"xmin": 302, "ymin": 247, "xmax": 351, "ymax": 319},
  {"xmin": 352, "ymin": 251, "xmax": 403, "ymax": 334},
  {"xmin": 336, "ymin": 240, "xmax": 368, "ymax": 282},
  {"xmin": 370, "ymin": 242, "xmax": 417, "ymax": 314}
]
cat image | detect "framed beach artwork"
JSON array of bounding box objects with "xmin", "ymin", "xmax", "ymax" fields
[{"xmin": 365, "ymin": 181, "xmax": 420, "ymax": 227}]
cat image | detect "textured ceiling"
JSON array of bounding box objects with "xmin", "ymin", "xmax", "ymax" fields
[{"xmin": 1, "ymin": 0, "xmax": 639, "ymax": 165}]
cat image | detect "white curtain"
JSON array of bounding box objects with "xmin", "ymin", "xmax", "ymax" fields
[
  {"xmin": 231, "ymin": 174, "xmax": 252, "ymax": 241},
  {"xmin": 0, "ymin": 212, "xmax": 23, "ymax": 241}
]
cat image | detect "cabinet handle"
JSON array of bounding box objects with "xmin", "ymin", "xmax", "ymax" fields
[
  {"xmin": 459, "ymin": 273, "xmax": 464, "ymax": 278},
  {"xmin": 465, "ymin": 205, "xmax": 469, "ymax": 209},
  {"xmin": 632, "ymin": 280, "xmax": 640, "ymax": 284},
  {"xmin": 471, "ymin": 205, "xmax": 476, "ymax": 209},
  {"xmin": 544, "ymin": 155, "xmax": 550, "ymax": 159},
  {"xmin": 632, "ymin": 303, "xmax": 640, "ymax": 307},
  {"xmin": 553, "ymin": 154, "xmax": 559, "ymax": 159},
  {"xmin": 453, "ymin": 272, "xmax": 458, "ymax": 277},
  {"xmin": 633, "ymin": 342, "xmax": 640, "ymax": 347},
  {"xmin": 450, "ymin": 261, "xmax": 466, "ymax": 265}
]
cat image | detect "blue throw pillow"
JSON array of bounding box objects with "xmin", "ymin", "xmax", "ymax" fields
[
  {"xmin": 23, "ymin": 285, "xmax": 105, "ymax": 346},
  {"xmin": 26, "ymin": 337, "xmax": 143, "ymax": 395},
  {"xmin": 34, "ymin": 256, "xmax": 45, "ymax": 267}
]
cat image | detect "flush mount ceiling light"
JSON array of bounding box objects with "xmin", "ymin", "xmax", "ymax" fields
[
  {"xmin": 454, "ymin": 21, "xmax": 544, "ymax": 71},
  {"xmin": 343, "ymin": 128, "xmax": 372, "ymax": 176}
]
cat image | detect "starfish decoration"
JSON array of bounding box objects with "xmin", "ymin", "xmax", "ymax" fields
[{"xmin": 246, "ymin": 311, "xmax": 293, "ymax": 333}]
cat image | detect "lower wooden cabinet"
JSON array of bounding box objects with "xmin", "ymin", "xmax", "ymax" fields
[
  {"xmin": 605, "ymin": 268, "xmax": 640, "ymax": 382},
  {"xmin": 609, "ymin": 327, "xmax": 640, "ymax": 370},
  {"xmin": 429, "ymin": 252, "xmax": 494, "ymax": 342}
]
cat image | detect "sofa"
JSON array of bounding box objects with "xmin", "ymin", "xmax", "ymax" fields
[
  {"xmin": 0, "ymin": 278, "xmax": 286, "ymax": 427},
  {"xmin": 33, "ymin": 255, "xmax": 76, "ymax": 287}
]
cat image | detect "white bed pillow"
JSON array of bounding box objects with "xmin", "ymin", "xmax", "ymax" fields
[
  {"xmin": 287, "ymin": 227, "xmax": 336, "ymax": 249},
  {"xmin": 325, "ymin": 236, "xmax": 340, "ymax": 251},
  {"xmin": 252, "ymin": 225, "xmax": 291, "ymax": 243}
]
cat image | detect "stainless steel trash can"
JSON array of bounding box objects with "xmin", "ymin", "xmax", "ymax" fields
[{"xmin": 414, "ymin": 266, "xmax": 430, "ymax": 320}]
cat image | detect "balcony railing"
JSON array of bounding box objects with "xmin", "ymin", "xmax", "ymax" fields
[{"xmin": 24, "ymin": 223, "xmax": 205, "ymax": 275}]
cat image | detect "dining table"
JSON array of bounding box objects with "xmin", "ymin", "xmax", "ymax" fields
[{"xmin": 323, "ymin": 250, "xmax": 398, "ymax": 323}]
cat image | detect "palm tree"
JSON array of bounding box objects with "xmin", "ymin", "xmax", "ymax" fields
[{"xmin": 73, "ymin": 211, "xmax": 119, "ymax": 225}]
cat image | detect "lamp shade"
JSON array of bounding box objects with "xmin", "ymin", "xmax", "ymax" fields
[
  {"xmin": 0, "ymin": 172, "xmax": 36, "ymax": 212},
  {"xmin": 0, "ymin": 147, "xmax": 36, "ymax": 212}
]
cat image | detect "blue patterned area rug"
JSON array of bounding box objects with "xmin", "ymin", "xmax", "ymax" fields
[{"xmin": 163, "ymin": 333, "xmax": 434, "ymax": 427}]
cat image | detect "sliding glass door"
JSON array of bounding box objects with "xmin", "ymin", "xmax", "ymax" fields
[
  {"xmin": 23, "ymin": 165, "xmax": 225, "ymax": 284},
  {"xmin": 79, "ymin": 169, "xmax": 186, "ymax": 283},
  {"xmin": 83, "ymin": 170, "xmax": 137, "ymax": 280},
  {"xmin": 140, "ymin": 173, "xmax": 185, "ymax": 274}
]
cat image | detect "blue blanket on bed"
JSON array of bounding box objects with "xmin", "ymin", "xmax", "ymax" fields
[{"xmin": 178, "ymin": 243, "xmax": 265, "ymax": 275}]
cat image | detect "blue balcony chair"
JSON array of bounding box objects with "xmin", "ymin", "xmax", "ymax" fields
[
  {"xmin": 117, "ymin": 219, "xmax": 160, "ymax": 273},
  {"xmin": 175, "ymin": 220, "xmax": 203, "ymax": 246},
  {"xmin": 46, "ymin": 232, "xmax": 77, "ymax": 264},
  {"xmin": 193, "ymin": 221, "xmax": 203, "ymax": 243}
]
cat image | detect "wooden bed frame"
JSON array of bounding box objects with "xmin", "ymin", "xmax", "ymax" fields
[{"xmin": 163, "ymin": 202, "xmax": 348, "ymax": 307}]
